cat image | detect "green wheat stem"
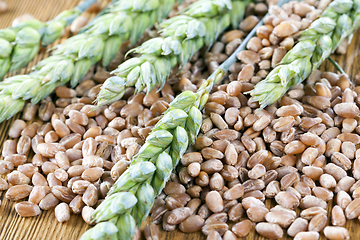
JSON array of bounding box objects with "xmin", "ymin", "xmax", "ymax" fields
[{"xmin": 328, "ymin": 56, "xmax": 346, "ymax": 74}]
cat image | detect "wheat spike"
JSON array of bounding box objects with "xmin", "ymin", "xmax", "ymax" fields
[
  {"xmin": 0, "ymin": 0, "xmax": 98, "ymax": 79},
  {"xmin": 249, "ymin": 0, "xmax": 360, "ymax": 109},
  {"xmin": 95, "ymin": 0, "xmax": 247, "ymax": 107}
]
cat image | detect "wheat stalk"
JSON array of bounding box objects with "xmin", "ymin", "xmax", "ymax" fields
[
  {"xmin": 248, "ymin": 0, "xmax": 360, "ymax": 109},
  {"xmin": 95, "ymin": 0, "xmax": 248, "ymax": 107},
  {"xmin": 80, "ymin": 2, "xmax": 294, "ymax": 238},
  {"xmin": 0, "ymin": 0, "xmax": 98, "ymax": 79},
  {"xmin": 0, "ymin": 0, "xmax": 177, "ymax": 123}
]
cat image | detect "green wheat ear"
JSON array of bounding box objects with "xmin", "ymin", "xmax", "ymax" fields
[
  {"xmin": 0, "ymin": 0, "xmax": 98, "ymax": 80},
  {"xmin": 95, "ymin": 0, "xmax": 248, "ymax": 107},
  {"xmin": 249, "ymin": 0, "xmax": 360, "ymax": 109}
]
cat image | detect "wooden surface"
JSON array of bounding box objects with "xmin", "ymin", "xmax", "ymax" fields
[{"xmin": 0, "ymin": 0, "xmax": 360, "ymax": 240}]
